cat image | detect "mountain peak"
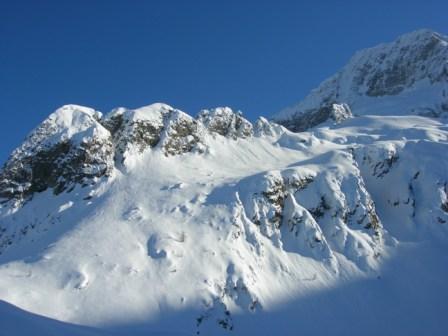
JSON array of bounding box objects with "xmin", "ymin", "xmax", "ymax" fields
[
  {"xmin": 0, "ymin": 103, "xmax": 278, "ymax": 204},
  {"xmin": 273, "ymin": 29, "xmax": 448, "ymax": 131}
]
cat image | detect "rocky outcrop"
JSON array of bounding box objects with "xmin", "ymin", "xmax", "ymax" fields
[
  {"xmin": 104, "ymin": 104, "xmax": 206, "ymax": 161},
  {"xmin": 103, "ymin": 106, "xmax": 165, "ymax": 161},
  {"xmin": 159, "ymin": 110, "xmax": 206, "ymax": 156},
  {"xmin": 197, "ymin": 107, "xmax": 253, "ymax": 139},
  {"xmin": 278, "ymin": 103, "xmax": 352, "ymax": 132},
  {"xmin": 360, "ymin": 31, "xmax": 447, "ymax": 97},
  {"xmin": 0, "ymin": 105, "xmax": 114, "ymax": 205},
  {"xmin": 0, "ymin": 104, "xmax": 258, "ymax": 205},
  {"xmin": 224, "ymin": 152, "xmax": 383, "ymax": 271}
]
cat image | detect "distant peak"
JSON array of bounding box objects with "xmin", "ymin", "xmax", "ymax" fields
[{"xmin": 273, "ymin": 28, "xmax": 448, "ymax": 130}]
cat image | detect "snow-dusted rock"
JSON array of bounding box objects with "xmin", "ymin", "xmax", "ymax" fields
[
  {"xmin": 274, "ymin": 29, "xmax": 448, "ymax": 130},
  {"xmin": 231, "ymin": 152, "xmax": 382, "ymax": 271},
  {"xmin": 104, "ymin": 103, "xmax": 206, "ymax": 162},
  {"xmin": 0, "ymin": 105, "xmax": 114, "ymax": 205},
  {"xmin": 103, "ymin": 104, "xmax": 167, "ymax": 161},
  {"xmin": 159, "ymin": 109, "xmax": 206, "ymax": 156},
  {"xmin": 197, "ymin": 107, "xmax": 253, "ymax": 139}
]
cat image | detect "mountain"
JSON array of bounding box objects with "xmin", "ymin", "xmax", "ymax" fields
[
  {"xmin": 273, "ymin": 29, "xmax": 448, "ymax": 131},
  {"xmin": 0, "ymin": 30, "xmax": 448, "ymax": 336}
]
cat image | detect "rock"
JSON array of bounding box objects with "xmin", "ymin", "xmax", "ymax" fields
[
  {"xmin": 104, "ymin": 103, "xmax": 206, "ymax": 161},
  {"xmin": 197, "ymin": 107, "xmax": 253, "ymax": 139},
  {"xmin": 160, "ymin": 110, "xmax": 206, "ymax": 156},
  {"xmin": 231, "ymin": 153, "xmax": 383, "ymax": 271},
  {"xmin": 102, "ymin": 104, "xmax": 167, "ymax": 162},
  {"xmin": 0, "ymin": 105, "xmax": 114, "ymax": 205},
  {"xmin": 274, "ymin": 29, "xmax": 448, "ymax": 131}
]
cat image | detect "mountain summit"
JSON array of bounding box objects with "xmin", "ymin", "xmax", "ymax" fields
[
  {"xmin": 273, "ymin": 29, "xmax": 448, "ymax": 131},
  {"xmin": 0, "ymin": 30, "xmax": 448, "ymax": 336}
]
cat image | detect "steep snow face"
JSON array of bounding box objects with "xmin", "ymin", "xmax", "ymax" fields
[{"xmin": 274, "ymin": 29, "xmax": 448, "ymax": 130}]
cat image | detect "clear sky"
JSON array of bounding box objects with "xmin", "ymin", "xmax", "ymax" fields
[{"xmin": 1, "ymin": 0, "xmax": 447, "ymax": 164}]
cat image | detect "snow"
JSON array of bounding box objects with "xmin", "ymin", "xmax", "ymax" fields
[
  {"xmin": 107, "ymin": 103, "xmax": 174, "ymax": 123},
  {"xmin": 274, "ymin": 29, "xmax": 448, "ymax": 124},
  {"xmin": 1, "ymin": 29, "xmax": 448, "ymax": 336},
  {"xmin": 0, "ymin": 110, "xmax": 447, "ymax": 335},
  {"xmin": 4, "ymin": 104, "xmax": 110, "ymax": 169}
]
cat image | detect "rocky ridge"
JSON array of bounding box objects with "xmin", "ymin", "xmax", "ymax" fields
[{"xmin": 0, "ymin": 103, "xmax": 273, "ymax": 205}]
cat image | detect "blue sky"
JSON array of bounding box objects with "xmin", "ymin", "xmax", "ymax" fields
[{"xmin": 1, "ymin": 0, "xmax": 447, "ymax": 163}]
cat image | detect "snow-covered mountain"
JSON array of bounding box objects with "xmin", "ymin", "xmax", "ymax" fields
[
  {"xmin": 273, "ymin": 29, "xmax": 448, "ymax": 131},
  {"xmin": 1, "ymin": 30, "xmax": 448, "ymax": 336}
]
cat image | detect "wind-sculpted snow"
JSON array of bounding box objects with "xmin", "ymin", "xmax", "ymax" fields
[
  {"xmin": 274, "ymin": 29, "xmax": 448, "ymax": 130},
  {"xmin": 221, "ymin": 151, "xmax": 383, "ymax": 272}
]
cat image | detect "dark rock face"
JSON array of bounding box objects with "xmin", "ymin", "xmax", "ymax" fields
[{"xmin": 0, "ymin": 138, "xmax": 113, "ymax": 202}]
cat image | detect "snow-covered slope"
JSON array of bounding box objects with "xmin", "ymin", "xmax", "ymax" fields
[
  {"xmin": 274, "ymin": 29, "xmax": 448, "ymax": 131},
  {"xmin": 1, "ymin": 104, "xmax": 447, "ymax": 335},
  {"xmin": 1, "ymin": 30, "xmax": 448, "ymax": 336}
]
